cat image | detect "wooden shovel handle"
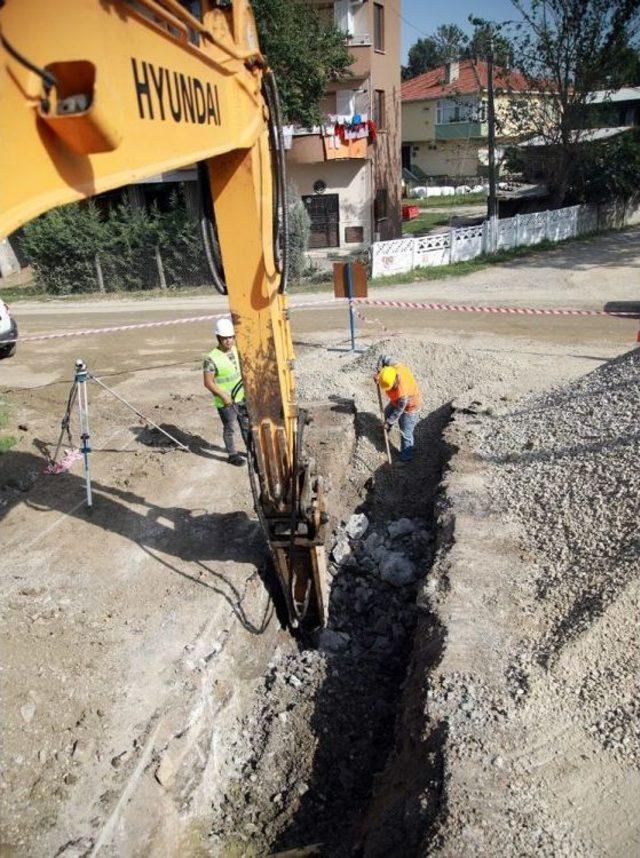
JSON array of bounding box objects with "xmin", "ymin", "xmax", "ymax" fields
[{"xmin": 376, "ymin": 382, "xmax": 392, "ymax": 465}]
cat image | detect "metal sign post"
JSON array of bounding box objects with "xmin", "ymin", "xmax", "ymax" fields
[
  {"xmin": 345, "ymin": 262, "xmax": 357, "ymax": 351},
  {"xmin": 331, "ymin": 261, "xmax": 368, "ymax": 353},
  {"xmin": 75, "ymin": 359, "xmax": 93, "ymax": 509}
]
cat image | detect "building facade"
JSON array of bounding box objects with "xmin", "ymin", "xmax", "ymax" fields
[
  {"xmin": 287, "ymin": 0, "xmax": 402, "ymax": 258},
  {"xmin": 401, "ymin": 60, "xmax": 531, "ymax": 182}
]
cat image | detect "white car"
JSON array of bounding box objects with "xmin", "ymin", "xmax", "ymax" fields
[{"xmin": 0, "ymin": 299, "xmax": 17, "ymax": 359}]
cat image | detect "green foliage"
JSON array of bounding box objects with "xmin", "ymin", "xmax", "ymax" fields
[
  {"xmin": 252, "ymin": 0, "xmax": 352, "ymax": 126},
  {"xmin": 567, "ymin": 128, "xmax": 640, "ymax": 203},
  {"xmin": 467, "ymin": 26, "xmax": 513, "ymax": 67},
  {"xmin": 402, "ymin": 23, "xmax": 513, "ymax": 80},
  {"xmin": 20, "ymin": 202, "xmax": 107, "ymax": 294},
  {"xmin": 402, "ymin": 212, "xmax": 452, "ymax": 234},
  {"xmin": 286, "ymin": 184, "xmax": 310, "ymax": 279},
  {"xmin": 500, "ymin": 0, "xmax": 640, "ymax": 203},
  {"xmin": 20, "ymin": 189, "xmax": 210, "ymax": 295},
  {"xmin": 0, "ymin": 398, "xmax": 17, "ymax": 455},
  {"xmin": 402, "ymin": 26, "xmax": 466, "ymax": 80}
]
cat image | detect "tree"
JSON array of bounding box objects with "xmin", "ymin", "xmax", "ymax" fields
[
  {"xmin": 251, "ymin": 0, "xmax": 352, "ymax": 126},
  {"xmin": 433, "ymin": 24, "xmax": 468, "ymax": 62},
  {"xmin": 502, "ymin": 0, "xmax": 640, "ymax": 204},
  {"xmin": 466, "ymin": 26, "xmax": 513, "ymax": 68},
  {"xmin": 567, "ymin": 128, "xmax": 640, "ymax": 203},
  {"xmin": 402, "ymin": 38, "xmax": 443, "ymax": 80},
  {"xmin": 402, "ymin": 24, "xmax": 468, "ymax": 79},
  {"xmin": 286, "ymin": 183, "xmax": 311, "ymax": 279}
]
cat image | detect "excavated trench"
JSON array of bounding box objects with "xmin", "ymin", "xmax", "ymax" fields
[{"xmin": 205, "ymin": 390, "xmax": 455, "ymax": 856}]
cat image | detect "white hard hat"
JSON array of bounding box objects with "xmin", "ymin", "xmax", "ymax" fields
[{"xmin": 214, "ymin": 317, "xmax": 235, "ymax": 338}]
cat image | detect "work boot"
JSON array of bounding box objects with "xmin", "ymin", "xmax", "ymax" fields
[{"xmin": 228, "ymin": 453, "xmax": 245, "ymax": 467}]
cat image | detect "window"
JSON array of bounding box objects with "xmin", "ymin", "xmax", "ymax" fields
[
  {"xmin": 302, "ymin": 193, "xmax": 340, "ymax": 249},
  {"xmin": 345, "ymin": 226, "xmax": 364, "ymax": 244},
  {"xmin": 374, "ymin": 3, "xmax": 385, "ymax": 51},
  {"xmin": 374, "ymin": 188, "xmax": 388, "ymax": 222},
  {"xmin": 373, "ymin": 90, "xmax": 386, "ymax": 130},
  {"xmin": 436, "ymin": 98, "xmax": 485, "ymax": 124}
]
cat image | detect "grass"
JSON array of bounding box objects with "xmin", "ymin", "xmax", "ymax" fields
[
  {"xmin": 0, "ymin": 281, "xmax": 43, "ymax": 303},
  {"xmin": 403, "ymin": 192, "xmax": 487, "ymax": 208},
  {"xmin": 0, "ymin": 398, "xmax": 17, "ymax": 454},
  {"xmin": 402, "ymin": 211, "xmax": 451, "ymax": 235}
]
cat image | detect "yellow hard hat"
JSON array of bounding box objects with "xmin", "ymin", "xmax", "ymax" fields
[{"xmin": 379, "ymin": 366, "xmax": 397, "ymax": 390}]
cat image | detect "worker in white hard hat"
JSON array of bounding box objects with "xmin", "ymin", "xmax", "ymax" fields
[{"xmin": 202, "ymin": 316, "xmax": 249, "ymax": 466}]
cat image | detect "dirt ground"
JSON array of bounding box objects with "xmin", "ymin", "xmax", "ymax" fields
[{"xmin": 1, "ymin": 229, "xmax": 639, "ymax": 856}]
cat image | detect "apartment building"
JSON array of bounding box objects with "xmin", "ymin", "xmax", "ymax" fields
[
  {"xmin": 287, "ymin": 0, "xmax": 402, "ymax": 257},
  {"xmin": 401, "ymin": 59, "xmax": 531, "ymax": 180}
]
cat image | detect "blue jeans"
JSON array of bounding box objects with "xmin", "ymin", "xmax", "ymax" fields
[{"xmin": 385, "ymin": 405, "xmax": 419, "ymax": 461}]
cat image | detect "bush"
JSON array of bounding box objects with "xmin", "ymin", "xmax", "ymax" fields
[
  {"xmin": 286, "ymin": 183, "xmax": 311, "ymax": 280},
  {"xmin": 20, "ymin": 188, "xmax": 210, "ymax": 295},
  {"xmin": 20, "ymin": 201, "xmax": 107, "ymax": 294}
]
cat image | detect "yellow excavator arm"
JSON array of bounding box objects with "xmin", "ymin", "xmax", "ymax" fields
[{"xmin": 0, "ymin": 0, "xmax": 329, "ymax": 628}]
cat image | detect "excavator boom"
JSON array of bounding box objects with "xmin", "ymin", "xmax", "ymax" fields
[{"xmin": 0, "ymin": 0, "xmax": 329, "ymax": 627}]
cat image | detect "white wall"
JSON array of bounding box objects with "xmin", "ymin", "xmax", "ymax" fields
[{"xmin": 288, "ymin": 160, "xmax": 372, "ymax": 253}]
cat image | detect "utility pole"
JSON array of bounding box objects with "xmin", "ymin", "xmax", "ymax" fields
[{"xmin": 486, "ymin": 30, "xmax": 498, "ymax": 223}]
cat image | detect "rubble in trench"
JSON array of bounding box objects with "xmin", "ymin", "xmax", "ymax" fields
[{"xmin": 204, "ymin": 338, "xmax": 535, "ymax": 856}]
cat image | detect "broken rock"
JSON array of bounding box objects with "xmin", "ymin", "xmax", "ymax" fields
[
  {"xmin": 387, "ymin": 518, "xmax": 416, "ymax": 539},
  {"xmin": 345, "ymin": 513, "xmax": 369, "ymax": 541},
  {"xmin": 379, "ymin": 551, "xmax": 416, "ymax": 587},
  {"xmin": 331, "ymin": 535, "xmax": 351, "ymax": 565},
  {"xmin": 318, "ymin": 629, "xmax": 350, "ymax": 653}
]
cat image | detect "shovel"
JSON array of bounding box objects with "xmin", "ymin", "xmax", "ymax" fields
[{"xmin": 376, "ymin": 382, "xmax": 393, "ymax": 465}]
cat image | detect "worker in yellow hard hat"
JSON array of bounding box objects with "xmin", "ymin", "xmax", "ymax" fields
[
  {"xmin": 203, "ymin": 316, "xmax": 249, "ymax": 466},
  {"xmin": 375, "ymin": 354, "xmax": 422, "ymax": 462}
]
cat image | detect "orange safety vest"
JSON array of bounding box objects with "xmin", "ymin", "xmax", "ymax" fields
[{"xmin": 386, "ymin": 363, "xmax": 422, "ymax": 412}]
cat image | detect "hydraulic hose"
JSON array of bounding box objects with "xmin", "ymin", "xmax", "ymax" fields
[
  {"xmin": 262, "ymin": 69, "xmax": 290, "ymax": 293},
  {"xmin": 197, "ymin": 161, "xmax": 228, "ymax": 295}
]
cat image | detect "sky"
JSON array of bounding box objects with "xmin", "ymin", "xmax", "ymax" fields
[{"xmin": 398, "ymin": 0, "xmax": 518, "ymax": 62}]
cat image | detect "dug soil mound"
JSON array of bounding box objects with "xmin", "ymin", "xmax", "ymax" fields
[{"xmin": 402, "ymin": 348, "xmax": 639, "ymax": 857}]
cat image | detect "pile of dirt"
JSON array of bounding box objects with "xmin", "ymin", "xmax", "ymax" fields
[{"xmin": 389, "ymin": 347, "xmax": 640, "ymax": 856}]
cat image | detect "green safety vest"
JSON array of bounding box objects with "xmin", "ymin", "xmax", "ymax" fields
[{"xmin": 205, "ymin": 345, "xmax": 245, "ymax": 409}]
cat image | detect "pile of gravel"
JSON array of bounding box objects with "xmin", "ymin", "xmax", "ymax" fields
[{"xmin": 476, "ymin": 348, "xmax": 640, "ymax": 763}]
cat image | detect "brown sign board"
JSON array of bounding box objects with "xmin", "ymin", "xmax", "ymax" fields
[{"xmin": 333, "ymin": 261, "xmax": 368, "ymax": 298}]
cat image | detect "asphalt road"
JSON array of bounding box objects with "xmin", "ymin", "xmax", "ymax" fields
[{"xmin": 2, "ymin": 227, "xmax": 638, "ymax": 390}]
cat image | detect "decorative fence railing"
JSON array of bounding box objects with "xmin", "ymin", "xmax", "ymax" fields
[{"xmin": 371, "ymin": 201, "xmax": 636, "ymax": 279}]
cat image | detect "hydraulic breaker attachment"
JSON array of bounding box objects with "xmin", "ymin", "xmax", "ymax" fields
[{"xmin": 247, "ymin": 413, "xmax": 330, "ymax": 629}]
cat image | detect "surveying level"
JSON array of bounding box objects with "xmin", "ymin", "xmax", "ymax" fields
[{"xmin": 48, "ymin": 358, "xmax": 189, "ymax": 510}]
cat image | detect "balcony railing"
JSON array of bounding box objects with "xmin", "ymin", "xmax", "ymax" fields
[
  {"xmin": 435, "ymin": 121, "xmax": 488, "ymax": 141},
  {"xmin": 347, "ymin": 32, "xmax": 371, "ymax": 46}
]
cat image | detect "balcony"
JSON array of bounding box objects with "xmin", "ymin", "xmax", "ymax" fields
[
  {"xmin": 287, "ymin": 134, "xmax": 326, "ymax": 165},
  {"xmin": 347, "ymin": 32, "xmax": 371, "ymax": 47},
  {"xmin": 435, "ymin": 121, "xmax": 488, "ymax": 141},
  {"xmin": 287, "ymin": 130, "xmax": 371, "ymax": 165},
  {"xmin": 344, "ymin": 44, "xmax": 371, "ymax": 79}
]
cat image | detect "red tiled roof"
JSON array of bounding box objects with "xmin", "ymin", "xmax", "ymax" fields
[{"xmin": 401, "ymin": 59, "xmax": 531, "ymax": 101}]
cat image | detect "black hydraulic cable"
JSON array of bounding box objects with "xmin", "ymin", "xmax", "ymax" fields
[
  {"xmin": 197, "ymin": 161, "xmax": 228, "ymax": 295},
  {"xmin": 288, "ymin": 409, "xmax": 312, "ymax": 625},
  {"xmin": 262, "ymin": 70, "xmax": 290, "ymax": 293},
  {"xmin": 0, "ymin": 29, "xmax": 58, "ymax": 94}
]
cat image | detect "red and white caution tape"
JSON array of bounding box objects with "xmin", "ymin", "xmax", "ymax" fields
[
  {"xmin": 351, "ymin": 297, "xmax": 632, "ymax": 318},
  {"xmin": 4, "ymin": 298, "xmax": 337, "ymax": 344},
  {"xmin": 6, "ymin": 296, "xmax": 634, "ymax": 345}
]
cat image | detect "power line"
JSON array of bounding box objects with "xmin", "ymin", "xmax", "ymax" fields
[{"xmin": 385, "ymin": 0, "xmax": 430, "ymax": 39}]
